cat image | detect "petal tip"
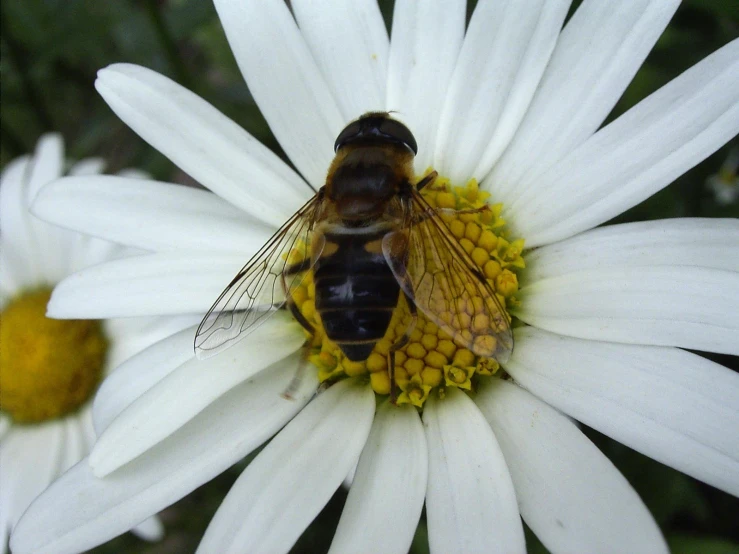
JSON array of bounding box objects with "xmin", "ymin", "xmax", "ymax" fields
[{"xmin": 45, "ymin": 284, "xmax": 85, "ymax": 320}]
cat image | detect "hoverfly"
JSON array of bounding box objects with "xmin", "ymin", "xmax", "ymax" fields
[{"xmin": 195, "ymin": 112, "xmax": 513, "ymax": 398}]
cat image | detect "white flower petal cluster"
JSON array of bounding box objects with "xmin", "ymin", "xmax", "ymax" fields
[
  {"xmin": 10, "ymin": 1, "xmax": 739, "ymax": 553},
  {"xmin": 0, "ymin": 136, "xmax": 182, "ymax": 552}
]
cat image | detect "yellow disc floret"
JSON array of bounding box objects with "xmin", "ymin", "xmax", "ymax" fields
[
  {"xmin": 0, "ymin": 289, "xmax": 107, "ymax": 423},
  {"xmin": 293, "ymin": 173, "xmax": 525, "ymax": 408}
]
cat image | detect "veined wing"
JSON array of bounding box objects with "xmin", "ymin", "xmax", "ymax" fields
[
  {"xmin": 382, "ymin": 189, "xmax": 513, "ymax": 363},
  {"xmin": 195, "ymin": 193, "xmax": 324, "ymax": 359}
]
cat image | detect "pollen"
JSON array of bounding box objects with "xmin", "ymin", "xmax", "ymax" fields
[
  {"xmin": 290, "ymin": 173, "xmax": 525, "ymax": 408},
  {"xmin": 0, "ymin": 289, "xmax": 107, "ymax": 423},
  {"xmin": 443, "ymin": 364, "xmax": 475, "ymax": 390},
  {"xmin": 397, "ymin": 374, "xmax": 432, "ymax": 408}
]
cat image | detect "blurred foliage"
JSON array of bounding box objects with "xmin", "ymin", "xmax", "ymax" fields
[{"xmin": 1, "ymin": 0, "xmax": 738, "ymax": 553}]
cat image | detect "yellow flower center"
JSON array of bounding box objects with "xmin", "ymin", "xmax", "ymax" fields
[
  {"xmin": 293, "ymin": 175, "xmax": 525, "ymax": 408},
  {"xmin": 0, "ymin": 288, "xmax": 108, "ymax": 423}
]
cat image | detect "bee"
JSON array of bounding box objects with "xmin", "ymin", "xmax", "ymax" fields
[{"xmin": 195, "ymin": 112, "xmax": 513, "ymax": 398}]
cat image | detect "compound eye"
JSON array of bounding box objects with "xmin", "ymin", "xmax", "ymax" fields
[
  {"xmin": 334, "ymin": 120, "xmax": 362, "ymax": 152},
  {"xmin": 380, "ymin": 118, "xmax": 417, "ymax": 154}
]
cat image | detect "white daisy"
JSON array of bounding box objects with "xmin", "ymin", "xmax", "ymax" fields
[
  {"xmin": 11, "ymin": 1, "xmax": 739, "ymax": 554},
  {"xmin": 0, "ymin": 135, "xmax": 189, "ymax": 552}
]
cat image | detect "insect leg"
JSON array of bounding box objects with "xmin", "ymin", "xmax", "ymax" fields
[
  {"xmin": 439, "ymin": 206, "xmax": 490, "ymax": 216},
  {"xmin": 410, "ymin": 205, "xmax": 490, "ymax": 228},
  {"xmin": 415, "ymin": 171, "xmax": 438, "ymax": 192},
  {"xmin": 388, "ymin": 292, "xmax": 418, "ymax": 404},
  {"xmin": 281, "ymin": 348, "xmax": 312, "ymax": 401},
  {"xmin": 285, "ymin": 295, "xmax": 314, "ymax": 335},
  {"xmin": 284, "ymin": 257, "xmax": 312, "ymax": 276}
]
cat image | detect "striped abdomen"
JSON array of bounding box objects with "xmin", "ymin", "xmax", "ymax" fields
[{"xmin": 313, "ymin": 225, "xmax": 400, "ymax": 361}]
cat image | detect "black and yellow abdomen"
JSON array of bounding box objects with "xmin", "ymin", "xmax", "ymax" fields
[{"xmin": 313, "ymin": 225, "xmax": 400, "ymax": 361}]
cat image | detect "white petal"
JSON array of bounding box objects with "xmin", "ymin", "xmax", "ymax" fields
[
  {"xmin": 116, "ymin": 168, "xmax": 149, "ymax": 180},
  {"xmin": 62, "ymin": 233, "xmax": 121, "ymax": 276},
  {"xmin": 47, "ymin": 252, "xmax": 245, "ymax": 318},
  {"xmin": 434, "ymin": 0, "xmax": 569, "ymax": 183},
  {"xmin": 0, "ymin": 431, "xmax": 21, "ymax": 527},
  {"xmin": 329, "ymin": 402, "xmax": 427, "ymax": 554},
  {"xmin": 0, "ymin": 517, "xmax": 7, "ymax": 554},
  {"xmin": 342, "ymin": 459, "xmax": 358, "ymax": 490},
  {"xmin": 517, "ymin": 266, "xmax": 739, "ymax": 355},
  {"xmin": 507, "ymin": 39, "xmax": 739, "ymax": 246},
  {"xmin": 214, "ymin": 0, "xmax": 344, "ymax": 187},
  {"xmin": 26, "ymin": 135, "xmax": 78, "ymax": 283},
  {"xmin": 30, "ymin": 221, "xmax": 78, "ymax": 286},
  {"xmin": 490, "ymin": 0, "xmax": 680, "ymax": 201},
  {"xmin": 423, "ymin": 388, "xmax": 525, "ymax": 554},
  {"xmin": 507, "ymin": 327, "xmax": 739, "ymax": 496},
  {"xmin": 130, "ymin": 516, "xmax": 164, "ymax": 542},
  {"xmin": 292, "ymin": 0, "xmax": 388, "ymax": 119},
  {"xmin": 0, "ymin": 247, "xmax": 22, "ymax": 299},
  {"xmin": 103, "ymin": 324, "xmax": 179, "ymax": 375},
  {"xmin": 79, "ymin": 411, "xmax": 98, "ymax": 452},
  {"xmin": 103, "ymin": 313, "xmax": 197, "ymax": 346},
  {"xmin": 59, "ymin": 414, "xmax": 89, "ymax": 474},
  {"xmin": 93, "ymin": 325, "xmax": 197, "ymax": 435},
  {"xmin": 26, "ymin": 134, "xmax": 64, "ymax": 202},
  {"xmin": 0, "ymin": 430, "xmax": 18, "ymax": 546},
  {"xmin": 524, "ymin": 218, "xmax": 739, "ymax": 281},
  {"xmin": 0, "ymin": 421, "xmax": 65, "ymax": 528},
  {"xmin": 91, "ymin": 314, "xmax": 303, "ymax": 477},
  {"xmin": 32, "ymin": 175, "xmax": 272, "ymax": 254},
  {"xmin": 0, "ymin": 415, "xmax": 10, "ymax": 441},
  {"xmin": 102, "ymin": 313, "xmax": 200, "ymax": 375},
  {"xmin": 96, "ymin": 64, "xmax": 311, "ymax": 227},
  {"xmin": 68, "ymin": 158, "xmax": 106, "ymax": 176},
  {"xmin": 10, "ymin": 364, "xmax": 318, "ymax": 554},
  {"xmin": 0, "ymin": 156, "xmax": 43, "ymax": 285},
  {"xmin": 476, "ymin": 379, "xmax": 667, "ymax": 554},
  {"xmin": 386, "ymin": 0, "xmax": 465, "ymax": 172},
  {"xmin": 197, "ymin": 378, "xmax": 375, "ymax": 554}
]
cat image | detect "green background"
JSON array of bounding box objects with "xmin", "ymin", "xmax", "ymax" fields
[{"xmin": 1, "ymin": 0, "xmax": 738, "ymax": 552}]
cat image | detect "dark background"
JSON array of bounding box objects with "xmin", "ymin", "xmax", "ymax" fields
[{"xmin": 1, "ymin": 0, "xmax": 737, "ymax": 552}]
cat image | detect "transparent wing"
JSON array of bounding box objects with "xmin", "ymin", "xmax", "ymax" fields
[
  {"xmin": 195, "ymin": 194, "xmax": 324, "ymax": 359},
  {"xmin": 382, "ymin": 189, "xmax": 513, "ymax": 362}
]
